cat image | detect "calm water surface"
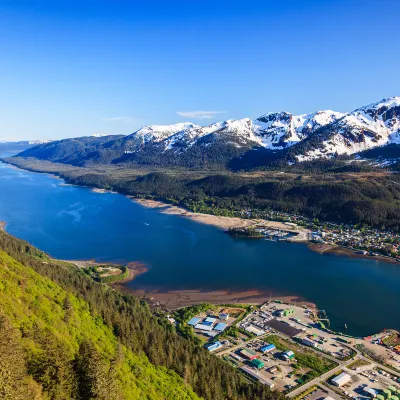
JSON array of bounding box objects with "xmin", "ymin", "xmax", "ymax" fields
[{"xmin": 0, "ymin": 158, "xmax": 399, "ymax": 337}]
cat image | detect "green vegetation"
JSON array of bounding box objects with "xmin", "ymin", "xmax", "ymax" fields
[
  {"xmin": 265, "ymin": 335, "xmax": 337, "ymax": 384},
  {"xmin": 0, "ymin": 230, "xmax": 280, "ymax": 400},
  {"xmin": 0, "ymin": 249, "xmax": 199, "ymax": 399},
  {"xmin": 291, "ymin": 385, "xmax": 318, "ymax": 400},
  {"xmin": 83, "ymin": 264, "xmax": 129, "ymax": 283}
]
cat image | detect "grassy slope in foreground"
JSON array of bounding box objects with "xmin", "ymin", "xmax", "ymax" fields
[{"xmin": 0, "ymin": 248, "xmax": 200, "ymax": 400}]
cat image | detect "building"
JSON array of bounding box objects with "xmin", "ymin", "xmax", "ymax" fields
[
  {"xmin": 187, "ymin": 317, "xmax": 201, "ymax": 326},
  {"xmin": 245, "ymin": 325, "xmax": 265, "ymax": 336},
  {"xmin": 214, "ymin": 323, "xmax": 227, "ymax": 332},
  {"xmin": 204, "ymin": 317, "xmax": 217, "ymax": 324},
  {"xmin": 282, "ymin": 350, "xmax": 295, "ymax": 360},
  {"xmin": 239, "ymin": 348, "xmax": 258, "ymax": 360},
  {"xmin": 302, "ymin": 337, "xmax": 319, "ymax": 348},
  {"xmin": 204, "ymin": 341, "xmax": 222, "ymax": 352},
  {"xmin": 239, "ymin": 366, "xmax": 275, "ymax": 388},
  {"xmin": 251, "ymin": 359, "xmax": 265, "ymax": 370},
  {"xmin": 195, "ymin": 323, "xmax": 214, "ymax": 332},
  {"xmin": 331, "ymin": 372, "xmax": 352, "ymax": 387},
  {"xmin": 268, "ymin": 366, "xmax": 278, "ymax": 373},
  {"xmin": 219, "ymin": 313, "xmax": 229, "ymax": 320},
  {"xmin": 364, "ymin": 387, "xmax": 378, "ymax": 398},
  {"xmin": 260, "ymin": 344, "xmax": 276, "ymax": 353}
]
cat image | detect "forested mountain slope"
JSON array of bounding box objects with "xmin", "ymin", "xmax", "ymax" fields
[{"xmin": 0, "ymin": 230, "xmax": 278, "ymax": 400}]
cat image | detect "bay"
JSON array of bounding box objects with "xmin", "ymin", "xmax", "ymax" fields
[{"xmin": 0, "ymin": 158, "xmax": 399, "ymax": 337}]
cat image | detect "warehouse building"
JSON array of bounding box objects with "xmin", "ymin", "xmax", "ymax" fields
[
  {"xmin": 187, "ymin": 317, "xmax": 201, "ymax": 326},
  {"xmin": 195, "ymin": 323, "xmax": 214, "ymax": 332},
  {"xmin": 239, "ymin": 348, "xmax": 258, "ymax": 360},
  {"xmin": 204, "ymin": 317, "xmax": 217, "ymax": 324},
  {"xmin": 204, "ymin": 341, "xmax": 222, "ymax": 352},
  {"xmin": 260, "ymin": 344, "xmax": 276, "ymax": 353},
  {"xmin": 282, "ymin": 350, "xmax": 295, "ymax": 360},
  {"xmin": 251, "ymin": 359, "xmax": 265, "ymax": 370},
  {"xmin": 239, "ymin": 366, "xmax": 275, "ymax": 388},
  {"xmin": 219, "ymin": 313, "xmax": 229, "ymax": 320},
  {"xmin": 214, "ymin": 323, "xmax": 227, "ymax": 332},
  {"xmin": 331, "ymin": 372, "xmax": 352, "ymax": 387}
]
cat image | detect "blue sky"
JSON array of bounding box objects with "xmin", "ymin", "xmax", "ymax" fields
[{"xmin": 1, "ymin": 0, "xmax": 399, "ymax": 140}]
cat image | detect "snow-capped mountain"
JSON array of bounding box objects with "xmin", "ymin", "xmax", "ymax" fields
[
  {"xmin": 295, "ymin": 97, "xmax": 400, "ymax": 161},
  {"xmin": 16, "ymin": 96, "xmax": 400, "ymax": 167},
  {"xmin": 252, "ymin": 110, "xmax": 344, "ymax": 149}
]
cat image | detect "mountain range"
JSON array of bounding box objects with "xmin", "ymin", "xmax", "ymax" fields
[{"xmin": 16, "ymin": 97, "xmax": 400, "ymax": 169}]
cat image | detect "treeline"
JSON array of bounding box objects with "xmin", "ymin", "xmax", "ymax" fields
[
  {"xmin": 68, "ymin": 170, "xmax": 400, "ymax": 231},
  {"xmin": 0, "ymin": 230, "xmax": 281, "ymax": 400}
]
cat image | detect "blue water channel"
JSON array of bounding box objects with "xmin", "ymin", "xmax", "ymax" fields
[{"xmin": 0, "ymin": 156, "xmax": 399, "ymax": 337}]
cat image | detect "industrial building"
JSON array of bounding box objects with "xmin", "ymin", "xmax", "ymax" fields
[
  {"xmin": 214, "ymin": 323, "xmax": 227, "ymax": 332},
  {"xmin": 219, "ymin": 313, "xmax": 229, "ymax": 320},
  {"xmin": 302, "ymin": 337, "xmax": 320, "ymax": 349},
  {"xmin": 364, "ymin": 387, "xmax": 378, "ymax": 398},
  {"xmin": 282, "ymin": 350, "xmax": 295, "ymax": 360},
  {"xmin": 245, "ymin": 325, "xmax": 265, "ymax": 336},
  {"xmin": 204, "ymin": 317, "xmax": 217, "ymax": 324},
  {"xmin": 251, "ymin": 359, "xmax": 265, "ymax": 370},
  {"xmin": 239, "ymin": 348, "xmax": 258, "ymax": 360},
  {"xmin": 260, "ymin": 344, "xmax": 276, "ymax": 353},
  {"xmin": 187, "ymin": 317, "xmax": 201, "ymax": 326},
  {"xmin": 195, "ymin": 323, "xmax": 214, "ymax": 332},
  {"xmin": 239, "ymin": 366, "xmax": 275, "ymax": 388},
  {"xmin": 204, "ymin": 341, "xmax": 222, "ymax": 352},
  {"xmin": 331, "ymin": 372, "xmax": 352, "ymax": 387}
]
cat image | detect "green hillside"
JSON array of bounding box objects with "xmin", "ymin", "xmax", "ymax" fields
[
  {"xmin": 0, "ymin": 230, "xmax": 278, "ymax": 400},
  {"xmin": 0, "ymin": 248, "xmax": 200, "ymax": 399}
]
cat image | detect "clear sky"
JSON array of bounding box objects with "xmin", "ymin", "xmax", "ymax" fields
[{"xmin": 1, "ymin": 0, "xmax": 399, "ymax": 141}]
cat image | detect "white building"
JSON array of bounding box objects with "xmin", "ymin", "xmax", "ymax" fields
[{"xmin": 331, "ymin": 372, "xmax": 351, "ymax": 387}]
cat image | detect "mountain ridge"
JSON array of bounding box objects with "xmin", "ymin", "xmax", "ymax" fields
[{"xmin": 16, "ymin": 96, "xmax": 400, "ymax": 169}]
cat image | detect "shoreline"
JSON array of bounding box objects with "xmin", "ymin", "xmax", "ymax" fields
[{"xmin": 2, "ymin": 158, "xmax": 399, "ymax": 265}]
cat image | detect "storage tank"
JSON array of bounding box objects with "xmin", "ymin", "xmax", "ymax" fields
[{"xmin": 383, "ymin": 389, "xmax": 391, "ymax": 399}]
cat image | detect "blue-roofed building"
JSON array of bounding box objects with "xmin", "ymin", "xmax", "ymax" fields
[
  {"xmin": 187, "ymin": 317, "xmax": 201, "ymax": 326},
  {"xmin": 204, "ymin": 341, "xmax": 222, "ymax": 352},
  {"xmin": 202, "ymin": 321, "xmax": 214, "ymax": 327},
  {"xmin": 214, "ymin": 323, "xmax": 227, "ymax": 332},
  {"xmin": 205, "ymin": 317, "xmax": 217, "ymax": 324},
  {"xmin": 260, "ymin": 344, "xmax": 276, "ymax": 353}
]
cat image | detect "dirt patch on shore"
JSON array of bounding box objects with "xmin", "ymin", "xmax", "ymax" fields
[
  {"xmin": 123, "ymin": 288, "xmax": 315, "ymax": 310},
  {"xmin": 112, "ymin": 262, "xmax": 148, "ymax": 286},
  {"xmin": 0, "ymin": 221, "xmax": 6, "ymax": 231}
]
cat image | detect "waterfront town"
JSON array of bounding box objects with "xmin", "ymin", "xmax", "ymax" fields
[
  {"xmin": 170, "ymin": 300, "xmax": 400, "ymax": 400},
  {"xmin": 229, "ymin": 207, "xmax": 400, "ymax": 262}
]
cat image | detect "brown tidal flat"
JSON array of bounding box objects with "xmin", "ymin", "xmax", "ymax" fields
[{"xmin": 123, "ymin": 287, "xmax": 316, "ymax": 310}]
